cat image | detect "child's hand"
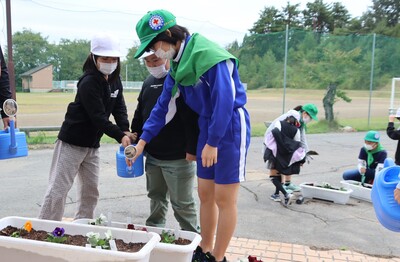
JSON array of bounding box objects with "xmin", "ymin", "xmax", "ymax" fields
[
  {"xmin": 201, "ymin": 144, "xmax": 217, "ymax": 167},
  {"xmin": 394, "ymin": 188, "xmax": 400, "ymax": 205},
  {"xmin": 389, "ymin": 115, "xmax": 396, "ymax": 122}
]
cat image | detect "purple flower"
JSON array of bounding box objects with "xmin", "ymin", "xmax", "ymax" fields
[{"xmin": 52, "ymin": 227, "xmax": 65, "ymax": 237}]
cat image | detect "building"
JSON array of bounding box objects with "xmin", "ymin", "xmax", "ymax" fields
[{"xmin": 20, "ymin": 64, "xmax": 53, "ymax": 92}]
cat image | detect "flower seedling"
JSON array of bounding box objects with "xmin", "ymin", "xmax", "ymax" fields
[
  {"xmin": 11, "ymin": 221, "xmax": 32, "ymax": 238},
  {"xmin": 319, "ymin": 182, "xmax": 347, "ymax": 191},
  {"xmin": 89, "ymin": 213, "xmax": 108, "ymax": 226},
  {"xmin": 86, "ymin": 230, "xmax": 113, "ymax": 249},
  {"xmin": 160, "ymin": 230, "xmax": 175, "ymax": 244},
  {"xmin": 46, "ymin": 227, "xmax": 67, "ymax": 243}
]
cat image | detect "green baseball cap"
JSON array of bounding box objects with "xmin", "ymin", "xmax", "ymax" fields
[
  {"xmin": 364, "ymin": 130, "xmax": 380, "ymax": 142},
  {"xmin": 134, "ymin": 9, "xmax": 176, "ymax": 59},
  {"xmin": 302, "ymin": 103, "xmax": 318, "ymax": 121}
]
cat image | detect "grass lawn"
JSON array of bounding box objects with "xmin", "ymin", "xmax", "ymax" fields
[{"xmin": 12, "ymin": 88, "xmax": 392, "ymax": 145}]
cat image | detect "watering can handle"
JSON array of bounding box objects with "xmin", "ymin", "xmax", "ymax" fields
[{"xmin": 9, "ymin": 118, "xmax": 17, "ymax": 154}]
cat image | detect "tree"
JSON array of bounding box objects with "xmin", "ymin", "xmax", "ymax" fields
[
  {"xmin": 121, "ymin": 46, "xmax": 148, "ymax": 81},
  {"xmin": 281, "ymin": 2, "xmax": 303, "ymax": 29},
  {"xmin": 317, "ymin": 48, "xmax": 354, "ymax": 121},
  {"xmin": 50, "ymin": 39, "xmax": 90, "ymax": 81},
  {"xmin": 371, "ymin": 0, "xmax": 400, "ymax": 27},
  {"xmin": 331, "ymin": 2, "xmax": 351, "ymax": 30},
  {"xmin": 249, "ymin": 7, "xmax": 283, "ymax": 33},
  {"xmin": 303, "ymin": 0, "xmax": 333, "ymax": 32},
  {"xmin": 11, "ymin": 29, "xmax": 51, "ymax": 87}
]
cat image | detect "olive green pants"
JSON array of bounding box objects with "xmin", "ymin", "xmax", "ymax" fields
[{"xmin": 145, "ymin": 154, "xmax": 199, "ymax": 232}]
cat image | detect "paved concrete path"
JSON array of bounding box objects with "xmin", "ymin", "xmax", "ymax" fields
[{"xmin": 1, "ymin": 132, "xmax": 400, "ymax": 261}]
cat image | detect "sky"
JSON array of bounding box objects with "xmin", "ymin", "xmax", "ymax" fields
[{"xmin": 0, "ymin": 0, "xmax": 373, "ymax": 59}]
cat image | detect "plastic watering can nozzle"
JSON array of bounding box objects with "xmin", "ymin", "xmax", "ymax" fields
[{"xmin": 124, "ymin": 145, "xmax": 137, "ymax": 159}]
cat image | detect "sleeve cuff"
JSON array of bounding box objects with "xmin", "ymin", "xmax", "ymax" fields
[{"xmin": 140, "ymin": 131, "xmax": 152, "ymax": 144}]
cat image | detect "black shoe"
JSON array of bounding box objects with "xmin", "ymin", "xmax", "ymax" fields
[
  {"xmin": 204, "ymin": 252, "xmax": 216, "ymax": 262},
  {"xmin": 192, "ymin": 246, "xmax": 205, "ymax": 262},
  {"xmin": 204, "ymin": 253, "xmax": 227, "ymax": 262}
]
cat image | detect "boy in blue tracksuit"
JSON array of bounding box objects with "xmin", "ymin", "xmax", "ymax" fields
[{"xmin": 130, "ymin": 9, "xmax": 251, "ymax": 262}]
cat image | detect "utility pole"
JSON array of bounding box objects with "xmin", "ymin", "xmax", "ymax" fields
[{"xmin": 6, "ymin": 0, "xmax": 16, "ymax": 100}]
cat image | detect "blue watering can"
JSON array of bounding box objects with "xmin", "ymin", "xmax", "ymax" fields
[
  {"xmin": 116, "ymin": 144, "xmax": 144, "ymax": 178},
  {"xmin": 0, "ymin": 99, "xmax": 28, "ymax": 160},
  {"xmin": 371, "ymin": 158, "xmax": 400, "ymax": 232}
]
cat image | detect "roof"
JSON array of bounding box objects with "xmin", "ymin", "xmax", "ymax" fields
[{"xmin": 20, "ymin": 64, "xmax": 52, "ymax": 77}]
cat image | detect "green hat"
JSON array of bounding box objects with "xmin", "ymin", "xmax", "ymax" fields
[
  {"xmin": 365, "ymin": 130, "xmax": 380, "ymax": 142},
  {"xmin": 134, "ymin": 9, "xmax": 176, "ymax": 59},
  {"xmin": 302, "ymin": 103, "xmax": 318, "ymax": 121}
]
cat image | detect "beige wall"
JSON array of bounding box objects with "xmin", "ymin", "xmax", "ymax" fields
[
  {"xmin": 22, "ymin": 65, "xmax": 53, "ymax": 92},
  {"xmin": 30, "ymin": 65, "xmax": 53, "ymax": 90}
]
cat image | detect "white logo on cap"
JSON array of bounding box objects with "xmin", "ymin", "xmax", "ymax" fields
[{"xmin": 149, "ymin": 15, "xmax": 164, "ymax": 31}]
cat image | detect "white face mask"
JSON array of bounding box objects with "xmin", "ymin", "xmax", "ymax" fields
[
  {"xmin": 154, "ymin": 42, "xmax": 176, "ymax": 60},
  {"xmin": 364, "ymin": 143, "xmax": 374, "ymax": 151},
  {"xmin": 302, "ymin": 115, "xmax": 311, "ymax": 124},
  {"xmin": 98, "ymin": 62, "xmax": 117, "ymax": 75},
  {"xmin": 146, "ymin": 63, "xmax": 168, "ymax": 79}
]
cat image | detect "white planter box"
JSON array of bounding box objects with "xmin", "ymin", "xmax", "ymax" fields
[
  {"xmin": 340, "ymin": 180, "xmax": 372, "ymax": 202},
  {"xmin": 300, "ymin": 182, "xmax": 353, "ymax": 205},
  {"xmin": 73, "ymin": 219, "xmax": 201, "ymax": 262},
  {"xmin": 0, "ymin": 216, "xmax": 160, "ymax": 262}
]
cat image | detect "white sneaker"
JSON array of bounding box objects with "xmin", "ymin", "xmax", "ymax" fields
[{"xmin": 283, "ymin": 193, "xmax": 294, "ymax": 207}]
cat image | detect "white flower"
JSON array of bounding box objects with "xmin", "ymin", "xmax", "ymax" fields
[
  {"xmin": 96, "ymin": 213, "xmax": 108, "ymax": 225},
  {"xmin": 104, "ymin": 229, "xmax": 112, "ymax": 240},
  {"xmin": 86, "ymin": 232, "xmax": 100, "ymax": 247}
]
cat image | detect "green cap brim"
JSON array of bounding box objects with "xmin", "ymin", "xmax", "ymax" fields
[{"xmin": 134, "ymin": 32, "xmax": 159, "ymax": 59}]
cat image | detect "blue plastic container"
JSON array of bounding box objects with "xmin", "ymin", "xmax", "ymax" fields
[
  {"xmin": 371, "ymin": 161, "xmax": 400, "ymax": 232},
  {"xmin": 116, "ymin": 145, "xmax": 144, "ymax": 178},
  {"xmin": 383, "ymin": 157, "xmax": 395, "ymax": 168},
  {"xmin": 0, "ymin": 120, "xmax": 28, "ymax": 160}
]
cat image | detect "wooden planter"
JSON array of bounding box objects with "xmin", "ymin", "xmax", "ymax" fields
[
  {"xmin": 0, "ymin": 216, "xmax": 160, "ymax": 262},
  {"xmin": 73, "ymin": 219, "xmax": 202, "ymax": 262},
  {"xmin": 300, "ymin": 182, "xmax": 353, "ymax": 204}
]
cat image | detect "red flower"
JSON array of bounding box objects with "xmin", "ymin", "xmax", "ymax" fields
[
  {"xmin": 127, "ymin": 224, "xmax": 135, "ymax": 230},
  {"xmin": 248, "ymin": 255, "xmax": 263, "ymax": 262}
]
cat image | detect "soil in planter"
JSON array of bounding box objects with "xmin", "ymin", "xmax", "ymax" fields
[
  {"xmin": 0, "ymin": 226, "xmax": 146, "ymax": 253},
  {"xmin": 173, "ymin": 237, "xmax": 191, "ymax": 245},
  {"xmin": 127, "ymin": 224, "xmax": 192, "ymax": 245}
]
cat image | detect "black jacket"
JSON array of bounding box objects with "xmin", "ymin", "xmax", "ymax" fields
[
  {"xmin": 264, "ymin": 120, "xmax": 302, "ymax": 174},
  {"xmin": 0, "ymin": 46, "xmax": 11, "ymax": 119},
  {"xmin": 387, "ymin": 122, "xmax": 400, "ymax": 165},
  {"xmin": 58, "ymin": 70, "xmax": 129, "ymax": 148},
  {"xmin": 131, "ymin": 75, "xmax": 199, "ymax": 160}
]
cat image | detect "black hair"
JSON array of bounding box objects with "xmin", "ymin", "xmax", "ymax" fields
[
  {"xmin": 293, "ymin": 105, "xmax": 303, "ymax": 111},
  {"xmin": 286, "ymin": 116, "xmax": 299, "ymax": 126},
  {"xmin": 145, "ymin": 25, "xmax": 190, "ymax": 52},
  {"xmin": 82, "ymin": 54, "xmax": 121, "ymax": 83}
]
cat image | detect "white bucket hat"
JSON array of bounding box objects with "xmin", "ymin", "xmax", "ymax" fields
[{"xmin": 90, "ymin": 33, "xmax": 121, "ymax": 57}]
